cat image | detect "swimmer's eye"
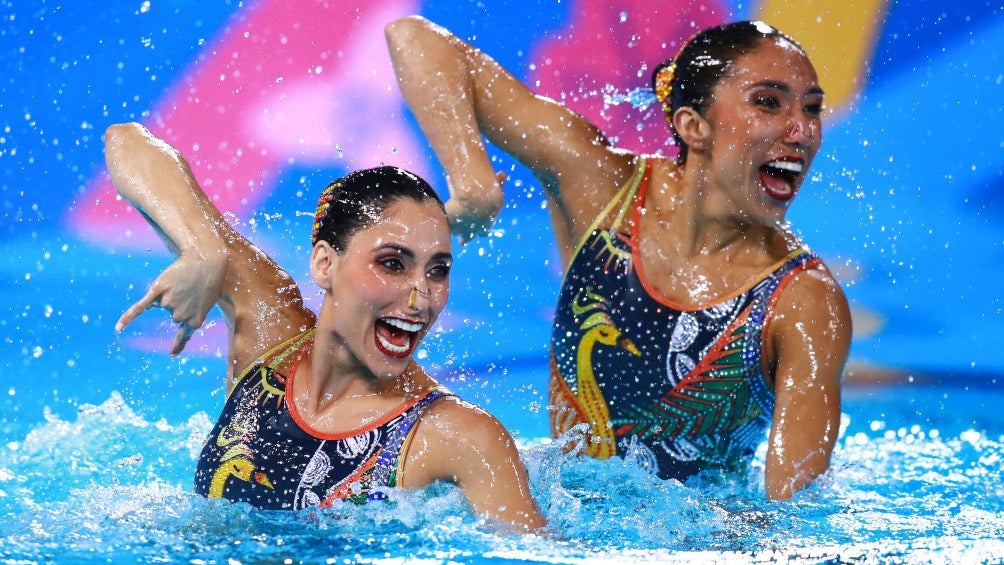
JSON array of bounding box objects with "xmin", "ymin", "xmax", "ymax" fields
[
  {"xmin": 805, "ymin": 102, "xmax": 824, "ymax": 117},
  {"xmin": 428, "ymin": 263, "xmax": 451, "ymax": 281},
  {"xmin": 378, "ymin": 256, "xmax": 406, "ymax": 272},
  {"xmin": 754, "ymin": 94, "xmax": 781, "ymax": 109}
]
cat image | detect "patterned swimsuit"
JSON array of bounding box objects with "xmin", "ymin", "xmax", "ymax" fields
[
  {"xmin": 194, "ymin": 329, "xmax": 450, "ymax": 509},
  {"xmin": 548, "ymin": 156, "xmax": 823, "ymax": 480}
]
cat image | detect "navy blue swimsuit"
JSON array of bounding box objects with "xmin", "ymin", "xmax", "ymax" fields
[
  {"xmin": 194, "ymin": 329, "xmax": 449, "ymax": 509},
  {"xmin": 549, "ymin": 157, "xmax": 823, "ymax": 480}
]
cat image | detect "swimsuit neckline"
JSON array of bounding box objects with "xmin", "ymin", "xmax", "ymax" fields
[
  {"xmin": 281, "ymin": 332, "xmax": 439, "ymax": 441},
  {"xmin": 625, "ymin": 158, "xmax": 809, "ymax": 312}
]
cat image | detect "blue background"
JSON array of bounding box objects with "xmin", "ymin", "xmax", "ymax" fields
[{"xmin": 1, "ymin": 0, "xmax": 1002, "ymax": 439}]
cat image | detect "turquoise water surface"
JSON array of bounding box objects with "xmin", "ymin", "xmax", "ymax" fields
[
  {"xmin": 2, "ymin": 378, "xmax": 1003, "ymax": 563},
  {"xmin": 3, "ymin": 0, "xmax": 1004, "ymax": 562}
]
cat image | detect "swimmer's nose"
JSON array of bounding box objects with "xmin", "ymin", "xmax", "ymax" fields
[{"xmin": 784, "ymin": 111, "xmax": 817, "ymax": 148}]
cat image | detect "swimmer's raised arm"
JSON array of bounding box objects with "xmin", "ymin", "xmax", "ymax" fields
[
  {"xmin": 105, "ymin": 123, "xmax": 229, "ymax": 351},
  {"xmin": 385, "ymin": 15, "xmax": 633, "ymax": 253},
  {"xmin": 104, "ymin": 122, "xmax": 313, "ymax": 386}
]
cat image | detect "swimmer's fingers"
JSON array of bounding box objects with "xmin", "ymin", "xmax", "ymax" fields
[
  {"xmin": 155, "ymin": 257, "xmax": 217, "ymax": 330},
  {"xmin": 116, "ymin": 289, "xmax": 163, "ymax": 332},
  {"xmin": 170, "ymin": 322, "xmax": 196, "ymax": 356},
  {"xmin": 115, "ymin": 257, "xmax": 214, "ymax": 356}
]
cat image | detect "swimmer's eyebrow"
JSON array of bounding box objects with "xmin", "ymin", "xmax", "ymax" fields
[
  {"xmin": 378, "ymin": 243, "xmax": 453, "ymax": 264},
  {"xmin": 751, "ymin": 79, "xmax": 825, "ymax": 98},
  {"xmin": 377, "ymin": 243, "xmax": 415, "ymax": 258}
]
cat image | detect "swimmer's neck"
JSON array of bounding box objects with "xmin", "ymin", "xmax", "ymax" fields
[
  {"xmin": 653, "ymin": 160, "xmax": 779, "ymax": 258},
  {"xmin": 296, "ymin": 330, "xmax": 414, "ymax": 415}
]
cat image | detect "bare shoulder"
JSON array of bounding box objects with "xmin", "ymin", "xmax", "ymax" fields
[
  {"xmin": 774, "ymin": 260, "xmax": 851, "ymax": 327},
  {"xmin": 396, "ymin": 381, "xmax": 544, "ymax": 529},
  {"xmin": 399, "ymin": 393, "xmax": 519, "ymax": 485},
  {"xmin": 559, "ymin": 145, "xmax": 637, "ymax": 198},
  {"xmin": 228, "ymin": 253, "xmax": 314, "ymax": 380},
  {"xmin": 767, "ymin": 259, "xmax": 853, "ymax": 368},
  {"xmin": 766, "ymin": 228, "xmax": 848, "ymax": 307},
  {"xmin": 549, "ymin": 147, "xmax": 646, "ymax": 254},
  {"xmin": 787, "ymin": 261, "xmax": 849, "ymax": 308},
  {"xmin": 419, "ymin": 394, "xmax": 512, "ymax": 442}
]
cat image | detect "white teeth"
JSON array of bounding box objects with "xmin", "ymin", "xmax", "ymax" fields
[
  {"xmin": 376, "ymin": 333, "xmax": 410, "ymax": 354},
  {"xmin": 382, "ymin": 318, "xmax": 424, "ymax": 332},
  {"xmin": 767, "ymin": 160, "xmax": 803, "ymax": 173}
]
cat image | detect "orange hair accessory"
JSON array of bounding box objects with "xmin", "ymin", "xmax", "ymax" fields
[
  {"xmin": 311, "ymin": 182, "xmax": 340, "ymax": 245},
  {"xmin": 654, "ymin": 62, "xmax": 676, "ymax": 118}
]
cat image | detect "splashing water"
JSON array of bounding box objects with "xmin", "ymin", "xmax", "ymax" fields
[
  {"xmin": 601, "ymin": 86, "xmax": 659, "ymax": 110},
  {"xmin": 2, "ymin": 386, "xmax": 1003, "ymax": 563}
]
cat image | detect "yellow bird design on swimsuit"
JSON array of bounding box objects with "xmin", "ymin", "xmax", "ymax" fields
[
  {"xmin": 209, "ymin": 455, "xmax": 275, "ymax": 498},
  {"xmin": 550, "ymin": 156, "xmax": 823, "ymax": 479},
  {"xmin": 207, "ymin": 422, "xmax": 275, "ymax": 499},
  {"xmin": 571, "ymin": 288, "xmax": 641, "ymax": 459}
]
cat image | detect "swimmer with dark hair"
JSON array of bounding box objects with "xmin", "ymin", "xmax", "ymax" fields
[
  {"xmin": 106, "ymin": 122, "xmax": 544, "ymax": 531},
  {"xmin": 386, "ymin": 17, "xmax": 851, "ymax": 500}
]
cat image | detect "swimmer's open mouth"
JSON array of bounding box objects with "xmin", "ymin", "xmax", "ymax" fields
[
  {"xmin": 375, "ymin": 317, "xmax": 425, "ymax": 359},
  {"xmin": 758, "ymin": 158, "xmax": 804, "ymax": 202}
]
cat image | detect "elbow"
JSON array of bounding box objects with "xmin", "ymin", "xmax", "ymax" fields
[
  {"xmin": 104, "ymin": 122, "xmax": 143, "ymax": 146},
  {"xmin": 103, "ymin": 122, "xmax": 149, "ymax": 192},
  {"xmin": 104, "ymin": 122, "xmax": 148, "ymax": 166},
  {"xmin": 103, "ymin": 123, "xmax": 138, "ymax": 185},
  {"xmin": 385, "ymin": 14, "xmax": 429, "ymax": 49},
  {"xmin": 103, "ymin": 123, "xmax": 128, "ymax": 154}
]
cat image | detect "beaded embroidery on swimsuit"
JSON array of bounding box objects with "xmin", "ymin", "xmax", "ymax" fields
[
  {"xmin": 194, "ymin": 328, "xmax": 450, "ymax": 509},
  {"xmin": 548, "ymin": 156, "xmax": 821, "ymax": 480}
]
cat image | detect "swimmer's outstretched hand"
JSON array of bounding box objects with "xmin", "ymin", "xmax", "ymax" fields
[
  {"xmin": 116, "ymin": 251, "xmax": 226, "ymax": 355},
  {"xmin": 446, "ymin": 171, "xmax": 506, "ymax": 245}
]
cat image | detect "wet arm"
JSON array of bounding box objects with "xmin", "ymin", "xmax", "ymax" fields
[
  {"xmin": 104, "ymin": 122, "xmax": 313, "ymax": 384},
  {"xmin": 764, "ymin": 269, "xmax": 851, "ymax": 500},
  {"xmin": 385, "ymin": 15, "xmax": 629, "ymax": 249},
  {"xmin": 105, "ymin": 121, "xmax": 230, "ymax": 346},
  {"xmin": 403, "ymin": 397, "xmax": 546, "ymax": 532}
]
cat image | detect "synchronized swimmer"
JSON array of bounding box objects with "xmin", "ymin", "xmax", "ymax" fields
[{"xmin": 109, "ymin": 13, "xmax": 852, "ymax": 529}]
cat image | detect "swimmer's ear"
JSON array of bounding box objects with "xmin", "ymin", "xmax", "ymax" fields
[
  {"xmin": 673, "ymin": 107, "xmax": 711, "ymax": 153},
  {"xmin": 310, "ymin": 241, "xmax": 340, "ymax": 290}
]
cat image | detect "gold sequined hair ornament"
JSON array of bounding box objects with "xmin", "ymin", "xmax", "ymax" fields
[
  {"xmin": 311, "ymin": 181, "xmax": 340, "ymax": 245},
  {"xmin": 654, "ymin": 62, "xmax": 677, "ymax": 118},
  {"xmin": 654, "ymin": 31, "xmax": 701, "ymax": 121}
]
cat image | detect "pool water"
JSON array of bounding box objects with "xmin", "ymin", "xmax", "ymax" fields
[
  {"xmin": 2, "ymin": 365, "xmax": 1003, "ymax": 563},
  {"xmin": 2, "ymin": 179, "xmax": 1003, "ymax": 564},
  {"xmin": 4, "ymin": 0, "xmax": 1004, "ymax": 562},
  {"xmin": 2, "ymin": 207, "xmax": 1003, "ymax": 564}
]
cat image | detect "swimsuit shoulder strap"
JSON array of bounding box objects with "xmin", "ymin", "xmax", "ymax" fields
[
  {"xmin": 264, "ymin": 328, "xmax": 316, "ymax": 371},
  {"xmin": 759, "ymin": 248, "xmax": 824, "ymax": 326},
  {"xmin": 232, "ymin": 327, "xmax": 316, "ymax": 387},
  {"xmin": 744, "ymin": 248, "xmax": 822, "ymax": 412},
  {"xmin": 570, "ymin": 155, "xmax": 651, "ymax": 253},
  {"xmin": 607, "ymin": 155, "xmax": 652, "ymax": 232},
  {"xmin": 371, "ymin": 387, "xmax": 453, "ymax": 489}
]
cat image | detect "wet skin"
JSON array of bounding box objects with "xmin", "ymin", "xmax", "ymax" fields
[
  {"xmin": 386, "ymin": 16, "xmax": 851, "ymax": 500},
  {"xmin": 314, "ymin": 199, "xmax": 451, "ymax": 380},
  {"xmin": 690, "ymin": 38, "xmax": 824, "ymax": 227}
]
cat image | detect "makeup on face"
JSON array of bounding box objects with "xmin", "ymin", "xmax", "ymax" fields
[
  {"xmin": 705, "ymin": 39, "xmax": 823, "ymax": 217},
  {"xmin": 322, "ymin": 199, "xmax": 452, "ymax": 378}
]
